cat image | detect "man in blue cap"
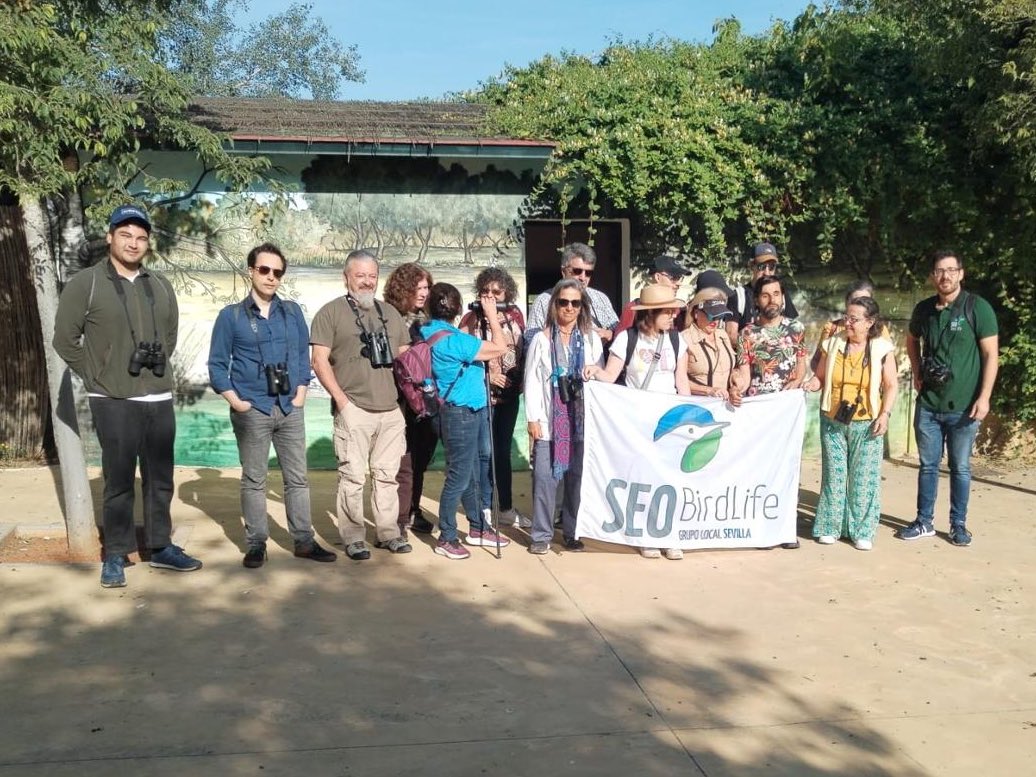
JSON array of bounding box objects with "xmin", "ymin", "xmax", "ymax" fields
[{"xmin": 53, "ymin": 205, "xmax": 202, "ymax": 587}]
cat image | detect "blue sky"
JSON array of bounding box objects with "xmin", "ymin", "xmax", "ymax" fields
[{"xmin": 250, "ymin": 0, "xmax": 814, "ymax": 100}]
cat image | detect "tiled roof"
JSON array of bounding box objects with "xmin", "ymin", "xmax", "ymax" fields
[{"xmin": 187, "ymin": 97, "xmax": 549, "ymax": 147}]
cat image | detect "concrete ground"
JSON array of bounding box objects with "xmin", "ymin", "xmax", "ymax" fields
[{"xmin": 0, "ymin": 458, "xmax": 1033, "ymax": 776}]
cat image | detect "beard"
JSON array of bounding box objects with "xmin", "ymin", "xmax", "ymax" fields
[
  {"xmin": 351, "ymin": 291, "xmax": 376, "ymax": 309},
  {"xmin": 761, "ymin": 304, "xmax": 781, "ymax": 320}
]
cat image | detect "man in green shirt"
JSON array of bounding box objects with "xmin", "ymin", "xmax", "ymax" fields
[{"xmin": 902, "ymin": 250, "xmax": 999, "ymax": 546}]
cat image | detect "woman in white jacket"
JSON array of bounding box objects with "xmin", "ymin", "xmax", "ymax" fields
[{"xmin": 524, "ymin": 280, "xmax": 606, "ymax": 554}]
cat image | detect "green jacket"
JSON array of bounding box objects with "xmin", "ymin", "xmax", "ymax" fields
[{"xmin": 53, "ymin": 260, "xmax": 179, "ymax": 398}]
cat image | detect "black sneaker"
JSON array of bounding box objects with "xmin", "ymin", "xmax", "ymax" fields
[
  {"xmin": 780, "ymin": 540, "xmax": 800, "ymax": 549},
  {"xmin": 563, "ymin": 537, "xmax": 585, "ymax": 552},
  {"xmin": 411, "ymin": 513, "xmax": 435, "ymax": 535},
  {"xmin": 949, "ymin": 525, "xmax": 972, "ymax": 547},
  {"xmin": 294, "ymin": 541, "xmax": 337, "ymax": 562},
  {"xmin": 243, "ymin": 543, "xmax": 267, "ymax": 569}
]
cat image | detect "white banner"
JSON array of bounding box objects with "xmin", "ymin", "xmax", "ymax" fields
[{"xmin": 578, "ymin": 382, "xmax": 806, "ymax": 549}]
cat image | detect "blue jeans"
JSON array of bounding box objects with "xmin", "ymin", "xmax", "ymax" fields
[
  {"xmin": 914, "ymin": 405, "xmax": 980, "ymax": 528},
  {"xmin": 437, "ymin": 404, "xmax": 491, "ymax": 542},
  {"xmin": 230, "ymin": 404, "xmax": 313, "ymax": 547}
]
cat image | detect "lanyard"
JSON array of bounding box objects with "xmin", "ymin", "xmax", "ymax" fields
[
  {"xmin": 110, "ymin": 272, "xmax": 159, "ymax": 345},
  {"xmin": 839, "ymin": 338, "xmax": 870, "ymax": 405},
  {"xmin": 242, "ymin": 298, "xmax": 290, "ymax": 374}
]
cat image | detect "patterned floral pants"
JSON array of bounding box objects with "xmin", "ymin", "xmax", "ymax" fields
[{"xmin": 814, "ymin": 414, "xmax": 884, "ymax": 542}]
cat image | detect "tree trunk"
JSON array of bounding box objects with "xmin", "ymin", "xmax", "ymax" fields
[
  {"xmin": 21, "ymin": 196, "xmax": 99, "ymax": 560},
  {"xmin": 0, "ymin": 204, "xmax": 49, "ymax": 460}
]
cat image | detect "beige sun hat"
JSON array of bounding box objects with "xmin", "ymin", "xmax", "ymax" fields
[{"xmin": 631, "ymin": 283, "xmax": 683, "ymax": 310}]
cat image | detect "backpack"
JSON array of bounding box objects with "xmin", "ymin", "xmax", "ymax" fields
[
  {"xmin": 618, "ymin": 328, "xmax": 681, "ymax": 387},
  {"xmin": 393, "ymin": 329, "xmax": 454, "ymax": 419}
]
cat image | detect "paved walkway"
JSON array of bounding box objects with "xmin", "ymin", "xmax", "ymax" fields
[{"xmin": 0, "ymin": 460, "xmax": 1033, "ymax": 776}]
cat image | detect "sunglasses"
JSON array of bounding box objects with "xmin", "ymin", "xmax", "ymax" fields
[
  {"xmin": 254, "ymin": 265, "xmax": 285, "ymax": 279},
  {"xmin": 754, "ymin": 261, "xmax": 778, "ymax": 272},
  {"xmin": 569, "ymin": 267, "xmax": 593, "ymax": 277},
  {"xmin": 555, "ymin": 298, "xmax": 583, "ymax": 309}
]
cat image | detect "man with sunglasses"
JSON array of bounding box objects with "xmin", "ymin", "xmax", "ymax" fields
[
  {"xmin": 615, "ymin": 255, "xmax": 692, "ymax": 333},
  {"xmin": 208, "ymin": 243, "xmax": 337, "ymax": 568},
  {"xmin": 528, "ymin": 242, "xmax": 619, "ymax": 344},
  {"xmin": 726, "ymin": 242, "xmax": 799, "ymax": 341}
]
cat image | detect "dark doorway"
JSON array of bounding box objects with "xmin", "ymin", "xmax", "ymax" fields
[{"xmin": 522, "ymin": 219, "xmax": 630, "ymax": 314}]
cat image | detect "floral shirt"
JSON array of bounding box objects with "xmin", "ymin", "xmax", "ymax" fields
[{"xmin": 737, "ymin": 318, "xmax": 806, "ymax": 395}]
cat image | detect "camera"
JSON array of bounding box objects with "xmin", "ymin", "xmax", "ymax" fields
[
  {"xmin": 128, "ymin": 341, "xmax": 166, "ymax": 377},
  {"xmin": 921, "ymin": 357, "xmax": 953, "ymax": 388},
  {"xmin": 361, "ymin": 330, "xmax": 394, "ymax": 368},
  {"xmin": 556, "ymin": 374, "xmax": 583, "ymax": 404},
  {"xmin": 265, "ymin": 363, "xmax": 291, "ymax": 396},
  {"xmin": 468, "ymin": 301, "xmax": 515, "ymax": 313},
  {"xmin": 834, "ymin": 399, "xmax": 861, "ymax": 425}
]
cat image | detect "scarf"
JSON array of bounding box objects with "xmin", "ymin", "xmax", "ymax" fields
[{"xmin": 550, "ymin": 326, "xmax": 585, "ymax": 479}]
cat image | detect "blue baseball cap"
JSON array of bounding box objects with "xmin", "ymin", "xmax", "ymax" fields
[
  {"xmin": 752, "ymin": 242, "xmax": 778, "ymax": 263},
  {"xmin": 109, "ymin": 204, "xmax": 151, "ymax": 232}
]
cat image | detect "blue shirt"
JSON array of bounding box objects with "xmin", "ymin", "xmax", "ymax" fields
[
  {"xmin": 420, "ymin": 320, "xmax": 486, "ymax": 410},
  {"xmin": 208, "ymin": 295, "xmax": 311, "ymax": 415}
]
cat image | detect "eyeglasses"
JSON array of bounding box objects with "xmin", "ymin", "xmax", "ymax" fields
[
  {"xmin": 568, "ymin": 267, "xmax": 593, "ymax": 277},
  {"xmin": 254, "ymin": 265, "xmax": 285, "ymax": 279},
  {"xmin": 555, "ymin": 298, "xmax": 583, "ymax": 309},
  {"xmin": 844, "ymin": 315, "xmax": 870, "ymax": 325},
  {"xmin": 480, "ymin": 287, "xmax": 504, "ymax": 296},
  {"xmin": 754, "ymin": 261, "xmax": 778, "ymax": 272},
  {"xmin": 932, "ymin": 267, "xmax": 961, "ymax": 277}
]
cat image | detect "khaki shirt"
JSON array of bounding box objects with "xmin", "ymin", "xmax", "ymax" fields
[
  {"xmin": 310, "ymin": 296, "xmax": 407, "ymax": 412},
  {"xmin": 683, "ymin": 324, "xmax": 737, "ymax": 389}
]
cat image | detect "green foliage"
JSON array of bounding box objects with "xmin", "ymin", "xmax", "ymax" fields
[
  {"xmin": 161, "ymin": 0, "xmax": 364, "ymax": 100},
  {"xmin": 472, "ymin": 32, "xmax": 812, "ymax": 260},
  {"xmin": 0, "ymin": 0, "xmax": 270, "ymax": 212}
]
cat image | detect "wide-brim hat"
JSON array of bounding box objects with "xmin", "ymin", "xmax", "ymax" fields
[{"xmin": 632, "ymin": 283, "xmax": 683, "ymax": 310}]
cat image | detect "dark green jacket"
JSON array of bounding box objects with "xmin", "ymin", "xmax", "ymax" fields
[{"xmin": 53, "ymin": 260, "xmax": 178, "ymax": 398}]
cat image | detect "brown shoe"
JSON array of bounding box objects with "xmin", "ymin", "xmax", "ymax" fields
[{"xmin": 294, "ymin": 541, "xmax": 337, "ymax": 562}]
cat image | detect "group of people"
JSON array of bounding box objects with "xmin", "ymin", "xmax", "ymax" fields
[{"xmin": 52, "ymin": 207, "xmax": 999, "ymax": 586}]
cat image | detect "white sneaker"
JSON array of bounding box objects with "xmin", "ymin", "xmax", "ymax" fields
[
  {"xmin": 639, "ymin": 547, "xmax": 662, "ymax": 559},
  {"xmin": 816, "ymin": 535, "xmax": 837, "ymax": 545},
  {"xmin": 663, "ymin": 548, "xmax": 684, "ymax": 560},
  {"xmin": 500, "ymin": 508, "xmax": 532, "ymax": 529},
  {"xmin": 854, "ymin": 539, "xmax": 873, "ymax": 551}
]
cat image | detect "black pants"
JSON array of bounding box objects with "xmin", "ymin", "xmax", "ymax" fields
[
  {"xmin": 396, "ymin": 412, "xmax": 440, "ymax": 524},
  {"xmin": 490, "ymin": 396, "xmax": 521, "ymax": 511},
  {"xmin": 89, "ymin": 397, "xmax": 176, "ymax": 557}
]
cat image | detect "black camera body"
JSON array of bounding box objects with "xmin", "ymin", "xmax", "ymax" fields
[
  {"xmin": 834, "ymin": 399, "xmax": 861, "ymax": 425},
  {"xmin": 557, "ymin": 374, "xmax": 583, "ymax": 404},
  {"xmin": 468, "ymin": 301, "xmax": 515, "ymax": 314},
  {"xmin": 921, "ymin": 357, "xmax": 953, "ymax": 388},
  {"xmin": 361, "ymin": 330, "xmax": 394, "ymax": 368},
  {"xmin": 128, "ymin": 341, "xmax": 166, "ymax": 377},
  {"xmin": 265, "ymin": 363, "xmax": 291, "ymax": 396}
]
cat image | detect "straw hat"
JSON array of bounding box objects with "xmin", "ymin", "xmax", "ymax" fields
[{"xmin": 631, "ymin": 283, "xmax": 683, "ymax": 310}]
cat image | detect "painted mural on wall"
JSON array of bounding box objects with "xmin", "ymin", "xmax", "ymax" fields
[{"xmin": 80, "ymin": 189, "xmax": 531, "ymax": 470}]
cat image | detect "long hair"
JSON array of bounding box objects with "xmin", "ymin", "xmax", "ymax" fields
[
  {"xmin": 427, "ymin": 282, "xmax": 463, "ymax": 322},
  {"xmin": 472, "ymin": 266, "xmax": 518, "ymax": 304},
  {"xmin": 384, "ymin": 263, "xmax": 432, "ymax": 315},
  {"xmin": 544, "ymin": 279, "xmax": 591, "ymax": 333}
]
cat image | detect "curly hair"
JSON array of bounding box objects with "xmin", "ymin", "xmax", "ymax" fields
[
  {"xmin": 472, "ymin": 266, "xmax": 518, "ymax": 304},
  {"xmin": 383, "ymin": 262, "xmax": 433, "ymax": 315}
]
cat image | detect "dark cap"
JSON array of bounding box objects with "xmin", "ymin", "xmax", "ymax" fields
[
  {"xmin": 696, "ymin": 298, "xmax": 733, "ymax": 320},
  {"xmin": 652, "ymin": 255, "xmax": 690, "ymax": 278},
  {"xmin": 694, "ymin": 269, "xmax": 733, "ymax": 297},
  {"xmin": 109, "ymin": 204, "xmax": 151, "ymax": 232},
  {"xmin": 751, "ymin": 242, "xmax": 778, "ymax": 263}
]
